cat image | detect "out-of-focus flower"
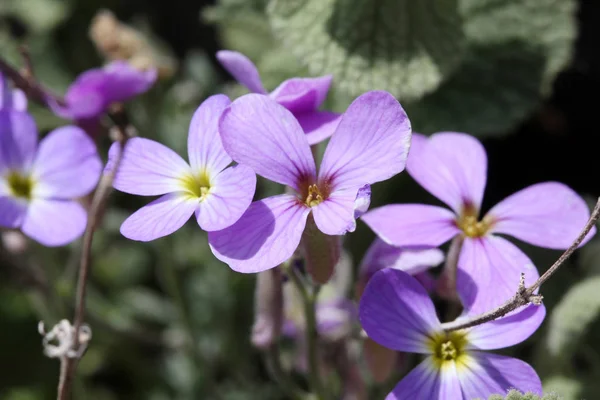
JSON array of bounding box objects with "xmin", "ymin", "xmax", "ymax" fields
[
  {"xmin": 107, "ymin": 94, "xmax": 256, "ymax": 241},
  {"xmin": 360, "ymin": 268, "xmax": 545, "ymax": 399},
  {"xmin": 0, "ymin": 111, "xmax": 101, "ymax": 246},
  {"xmin": 50, "ymin": 61, "xmax": 156, "ymax": 121},
  {"xmin": 89, "ymin": 9, "xmax": 178, "ymax": 79},
  {"xmin": 0, "ymin": 72, "xmax": 27, "ymax": 111},
  {"xmin": 363, "ymin": 132, "xmax": 595, "ymax": 314},
  {"xmin": 208, "ymin": 91, "xmax": 411, "ymax": 276},
  {"xmin": 251, "ymin": 268, "xmax": 284, "ymax": 349},
  {"xmin": 217, "ymin": 50, "xmax": 341, "ymax": 145},
  {"xmin": 357, "ymin": 238, "xmax": 444, "ymax": 382}
]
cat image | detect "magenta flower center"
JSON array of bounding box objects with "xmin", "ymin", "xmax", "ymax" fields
[
  {"xmin": 456, "ymin": 204, "xmax": 494, "ymax": 238},
  {"xmin": 428, "ymin": 331, "xmax": 468, "ymax": 366},
  {"xmin": 6, "ymin": 171, "xmax": 33, "ymax": 200}
]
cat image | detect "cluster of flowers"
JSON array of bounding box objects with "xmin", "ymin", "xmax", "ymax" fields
[{"xmin": 0, "ymin": 50, "xmax": 595, "ymax": 399}]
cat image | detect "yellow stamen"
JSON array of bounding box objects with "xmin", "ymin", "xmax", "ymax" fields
[
  {"xmin": 456, "ymin": 204, "xmax": 494, "ymax": 238},
  {"xmin": 6, "ymin": 171, "xmax": 34, "ymax": 200},
  {"xmin": 305, "ymin": 184, "xmax": 324, "ymax": 207},
  {"xmin": 180, "ymin": 170, "xmax": 211, "ymax": 200},
  {"xmin": 428, "ymin": 330, "xmax": 468, "ymax": 368}
]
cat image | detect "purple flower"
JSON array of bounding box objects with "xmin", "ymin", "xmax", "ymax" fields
[
  {"xmin": 208, "ymin": 90, "xmax": 411, "ymax": 273},
  {"xmin": 51, "ymin": 61, "xmax": 156, "ymax": 121},
  {"xmin": 108, "ymin": 94, "xmax": 256, "ymax": 241},
  {"xmin": 362, "ymin": 132, "xmax": 595, "ymax": 313},
  {"xmin": 0, "ymin": 111, "xmax": 102, "ymax": 246},
  {"xmin": 217, "ymin": 50, "xmax": 341, "ymax": 145},
  {"xmin": 0, "ymin": 73, "xmax": 27, "ymax": 111},
  {"xmin": 360, "ymin": 268, "xmax": 545, "ymax": 399}
]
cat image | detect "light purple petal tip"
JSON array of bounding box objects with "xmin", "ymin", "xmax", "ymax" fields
[
  {"xmin": 0, "ymin": 197, "xmax": 28, "ymax": 228},
  {"xmin": 386, "ymin": 357, "xmax": 462, "ymax": 400},
  {"xmin": 359, "ymin": 238, "xmax": 444, "ymax": 281},
  {"xmin": 488, "ymin": 182, "xmax": 596, "ymax": 250},
  {"xmin": 407, "ymin": 132, "xmax": 487, "ymax": 214},
  {"xmin": 362, "ymin": 204, "xmax": 459, "ymax": 248},
  {"xmin": 120, "ymin": 193, "xmax": 197, "ymax": 241},
  {"xmin": 187, "ymin": 94, "xmax": 232, "ymax": 173},
  {"xmin": 297, "ymin": 111, "xmax": 341, "ymax": 145},
  {"xmin": 219, "ymin": 93, "xmax": 316, "ymax": 192},
  {"xmin": 353, "ymin": 184, "xmax": 371, "ymax": 219},
  {"xmin": 208, "ymin": 195, "xmax": 310, "ymax": 273},
  {"xmin": 312, "ymin": 187, "xmax": 358, "ymax": 235},
  {"xmin": 108, "ymin": 137, "xmax": 191, "ymax": 196},
  {"xmin": 270, "ymin": 75, "xmax": 332, "ymax": 113},
  {"xmin": 359, "ymin": 268, "xmax": 441, "ymax": 353},
  {"xmin": 216, "ymin": 50, "xmax": 267, "ymax": 94},
  {"xmin": 457, "ymin": 236, "xmax": 540, "ymax": 315},
  {"xmin": 0, "ymin": 111, "xmax": 38, "ymax": 172},
  {"xmin": 31, "ymin": 126, "xmax": 102, "ymax": 199},
  {"xmin": 22, "ymin": 199, "xmax": 86, "ymax": 246},
  {"xmin": 0, "ymin": 74, "xmax": 27, "ymax": 111},
  {"xmin": 457, "ymin": 353, "xmax": 542, "ymax": 398},
  {"xmin": 195, "ymin": 164, "xmax": 256, "ymax": 231},
  {"xmin": 467, "ymin": 303, "xmax": 546, "ymax": 350},
  {"xmin": 319, "ymin": 90, "xmax": 411, "ymax": 191}
]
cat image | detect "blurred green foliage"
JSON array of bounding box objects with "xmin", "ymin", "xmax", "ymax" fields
[{"xmin": 0, "ymin": 0, "xmax": 596, "ymax": 399}]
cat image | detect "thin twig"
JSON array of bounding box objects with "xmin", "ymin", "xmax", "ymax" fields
[
  {"xmin": 442, "ymin": 197, "xmax": 600, "ymax": 332},
  {"xmin": 56, "ymin": 111, "xmax": 133, "ymax": 400},
  {"xmin": 0, "ymin": 56, "xmax": 63, "ymax": 107}
]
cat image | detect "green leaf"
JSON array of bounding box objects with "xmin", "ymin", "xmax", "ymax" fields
[
  {"xmin": 545, "ymin": 277, "xmax": 600, "ymax": 361},
  {"xmin": 478, "ymin": 390, "xmax": 561, "ymax": 400},
  {"xmin": 0, "ymin": 0, "xmax": 70, "ymax": 33},
  {"xmin": 267, "ymin": 0, "xmax": 467, "ymax": 101},
  {"xmin": 543, "ymin": 376, "xmax": 582, "ymax": 400}
]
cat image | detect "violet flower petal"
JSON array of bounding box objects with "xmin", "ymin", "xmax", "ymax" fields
[
  {"xmin": 362, "ymin": 204, "xmax": 459, "ymax": 247},
  {"xmin": 466, "ymin": 303, "xmax": 546, "ymax": 350},
  {"xmin": 387, "ymin": 357, "xmax": 462, "ymax": 400},
  {"xmin": 0, "ymin": 197, "xmax": 28, "ymax": 228},
  {"xmin": 359, "ymin": 268, "xmax": 441, "ymax": 353},
  {"xmin": 108, "ymin": 137, "xmax": 192, "ymax": 196},
  {"xmin": 208, "ymin": 194, "xmax": 311, "ymax": 273},
  {"xmin": 0, "ymin": 111, "xmax": 38, "ymax": 172},
  {"xmin": 0, "ymin": 73, "xmax": 27, "ymax": 111},
  {"xmin": 319, "ymin": 91, "xmax": 411, "ymax": 191},
  {"xmin": 195, "ymin": 164, "xmax": 256, "ymax": 231},
  {"xmin": 270, "ymin": 76, "xmax": 332, "ymax": 113},
  {"xmin": 312, "ymin": 187, "xmax": 357, "ymax": 235},
  {"xmin": 353, "ymin": 184, "xmax": 371, "ymax": 219},
  {"xmin": 488, "ymin": 182, "xmax": 596, "ymax": 249},
  {"xmin": 100, "ymin": 61, "xmax": 157, "ymax": 104},
  {"xmin": 216, "ymin": 50, "xmax": 267, "ymax": 94},
  {"xmin": 457, "ymin": 236, "xmax": 539, "ymax": 315},
  {"xmin": 120, "ymin": 193, "xmax": 197, "ymax": 241},
  {"xmin": 457, "ymin": 353, "xmax": 542, "ymax": 398},
  {"xmin": 187, "ymin": 94, "xmax": 232, "ymax": 173},
  {"xmin": 219, "ymin": 94, "xmax": 316, "ymax": 192},
  {"xmin": 31, "ymin": 126, "xmax": 102, "ymax": 199},
  {"xmin": 21, "ymin": 199, "xmax": 86, "ymax": 246},
  {"xmin": 296, "ymin": 111, "xmax": 341, "ymax": 145},
  {"xmin": 407, "ymin": 132, "xmax": 487, "ymax": 214}
]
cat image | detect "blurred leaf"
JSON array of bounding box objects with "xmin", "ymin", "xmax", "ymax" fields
[
  {"xmin": 483, "ymin": 390, "xmax": 560, "ymax": 400},
  {"xmin": 545, "ymin": 277, "xmax": 600, "ymax": 362},
  {"xmin": 542, "ymin": 376, "xmax": 581, "ymax": 400},
  {"xmin": 0, "ymin": 0, "xmax": 70, "ymax": 33},
  {"xmin": 267, "ymin": 0, "xmax": 466, "ymax": 101},
  {"xmin": 116, "ymin": 287, "xmax": 176, "ymax": 324},
  {"xmin": 405, "ymin": 41, "xmax": 545, "ymax": 136}
]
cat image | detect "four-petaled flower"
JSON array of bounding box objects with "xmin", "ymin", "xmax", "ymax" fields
[
  {"xmin": 208, "ymin": 90, "xmax": 411, "ymax": 273},
  {"xmin": 217, "ymin": 50, "xmax": 341, "ymax": 145},
  {"xmin": 51, "ymin": 61, "xmax": 156, "ymax": 121},
  {"xmin": 360, "ymin": 268, "xmax": 545, "ymax": 400},
  {"xmin": 362, "ymin": 132, "xmax": 595, "ymax": 313},
  {"xmin": 0, "ymin": 111, "xmax": 102, "ymax": 246},
  {"xmin": 108, "ymin": 94, "xmax": 256, "ymax": 241}
]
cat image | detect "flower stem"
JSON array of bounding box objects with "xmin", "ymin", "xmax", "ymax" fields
[
  {"xmin": 266, "ymin": 343, "xmax": 307, "ymax": 400},
  {"xmin": 442, "ymin": 196, "xmax": 600, "ymax": 332},
  {"xmin": 287, "ymin": 265, "xmax": 329, "ymax": 400}
]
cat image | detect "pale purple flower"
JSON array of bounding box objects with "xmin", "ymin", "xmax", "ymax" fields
[
  {"xmin": 51, "ymin": 61, "xmax": 156, "ymax": 120},
  {"xmin": 208, "ymin": 91, "xmax": 412, "ymax": 273},
  {"xmin": 217, "ymin": 50, "xmax": 341, "ymax": 145},
  {"xmin": 0, "ymin": 111, "xmax": 102, "ymax": 246},
  {"xmin": 0, "ymin": 73, "xmax": 27, "ymax": 111},
  {"xmin": 360, "ymin": 268, "xmax": 545, "ymax": 400},
  {"xmin": 362, "ymin": 132, "xmax": 595, "ymax": 313},
  {"xmin": 108, "ymin": 94, "xmax": 256, "ymax": 241}
]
